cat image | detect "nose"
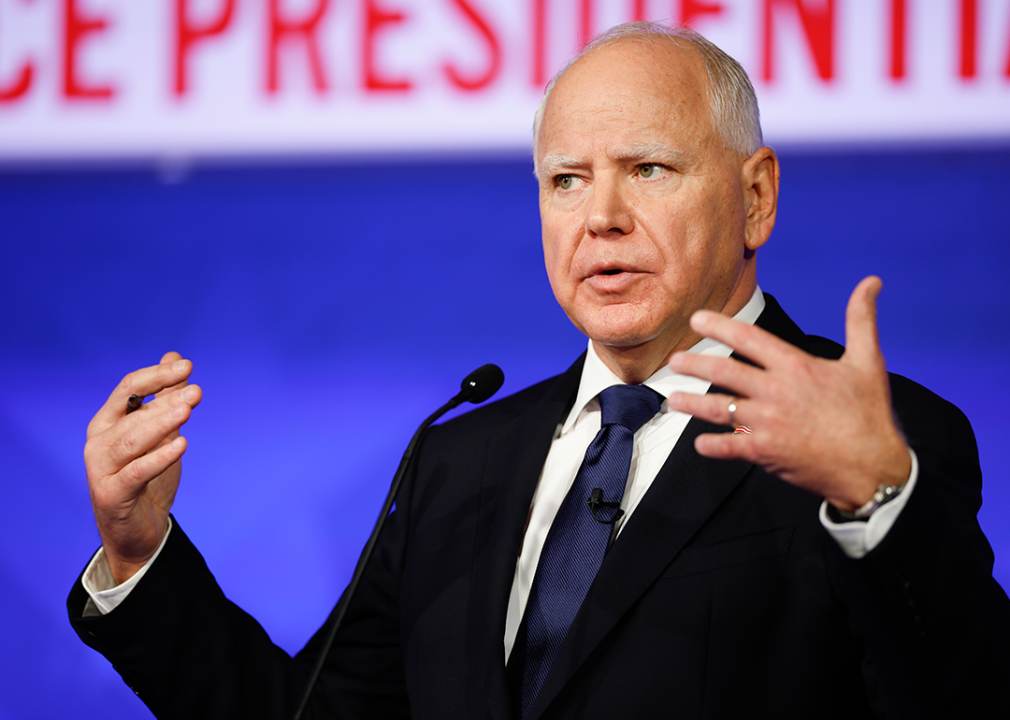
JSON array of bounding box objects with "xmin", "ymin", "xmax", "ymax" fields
[{"xmin": 585, "ymin": 174, "xmax": 634, "ymax": 238}]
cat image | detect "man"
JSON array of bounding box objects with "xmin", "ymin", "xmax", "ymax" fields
[{"xmin": 70, "ymin": 23, "xmax": 1010, "ymax": 719}]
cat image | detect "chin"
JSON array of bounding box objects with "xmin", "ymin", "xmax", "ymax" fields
[
  {"xmin": 593, "ymin": 335, "xmax": 658, "ymax": 352},
  {"xmin": 575, "ymin": 304, "xmax": 663, "ymax": 347},
  {"xmin": 582, "ymin": 322, "xmax": 662, "ymax": 351}
]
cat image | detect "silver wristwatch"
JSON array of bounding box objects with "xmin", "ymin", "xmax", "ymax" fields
[{"xmin": 836, "ymin": 482, "xmax": 907, "ymax": 521}]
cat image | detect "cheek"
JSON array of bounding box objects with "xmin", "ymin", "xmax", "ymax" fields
[
  {"xmin": 541, "ymin": 229, "xmax": 569, "ymax": 297},
  {"xmin": 541, "ymin": 216, "xmax": 579, "ymax": 277},
  {"xmin": 652, "ymin": 192, "xmax": 730, "ymax": 259}
]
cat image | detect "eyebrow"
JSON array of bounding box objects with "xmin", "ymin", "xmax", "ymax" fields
[
  {"xmin": 609, "ymin": 143, "xmax": 692, "ymax": 168},
  {"xmin": 538, "ymin": 144, "xmax": 693, "ymax": 182},
  {"xmin": 538, "ymin": 154, "xmax": 584, "ymax": 181}
]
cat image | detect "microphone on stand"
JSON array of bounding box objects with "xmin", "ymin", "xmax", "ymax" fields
[{"xmin": 293, "ymin": 364, "xmax": 505, "ymax": 720}]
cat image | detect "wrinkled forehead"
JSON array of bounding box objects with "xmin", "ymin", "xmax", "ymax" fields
[{"xmin": 537, "ymin": 38, "xmax": 714, "ymax": 160}]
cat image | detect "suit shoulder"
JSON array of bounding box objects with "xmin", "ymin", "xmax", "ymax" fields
[
  {"xmin": 806, "ymin": 334, "xmax": 845, "ymax": 360},
  {"xmin": 888, "ymin": 371, "xmax": 977, "ymax": 460}
]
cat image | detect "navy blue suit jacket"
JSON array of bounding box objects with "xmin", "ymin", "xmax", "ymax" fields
[{"xmin": 69, "ymin": 295, "xmax": 1010, "ymax": 719}]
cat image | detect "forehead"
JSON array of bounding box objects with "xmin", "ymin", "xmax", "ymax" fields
[{"xmin": 537, "ymin": 39, "xmax": 715, "ymax": 161}]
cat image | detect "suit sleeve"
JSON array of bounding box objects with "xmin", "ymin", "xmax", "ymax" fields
[
  {"xmin": 67, "ymin": 511, "xmax": 412, "ymax": 720},
  {"xmin": 826, "ymin": 373, "xmax": 1010, "ymax": 718}
]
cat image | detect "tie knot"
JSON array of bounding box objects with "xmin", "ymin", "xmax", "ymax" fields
[{"xmin": 598, "ymin": 384, "xmax": 662, "ymax": 434}]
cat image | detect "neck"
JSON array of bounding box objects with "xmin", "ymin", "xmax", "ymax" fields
[
  {"xmin": 592, "ymin": 277, "xmax": 759, "ymax": 384},
  {"xmin": 591, "ymin": 330, "xmax": 702, "ymax": 384}
]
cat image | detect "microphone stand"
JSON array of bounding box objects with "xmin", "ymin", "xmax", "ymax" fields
[{"xmin": 292, "ymin": 364, "xmax": 504, "ymax": 720}]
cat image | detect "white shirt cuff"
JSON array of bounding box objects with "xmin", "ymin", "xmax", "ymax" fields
[
  {"xmin": 820, "ymin": 448, "xmax": 919, "ymax": 559},
  {"xmin": 81, "ymin": 517, "xmax": 174, "ymax": 616}
]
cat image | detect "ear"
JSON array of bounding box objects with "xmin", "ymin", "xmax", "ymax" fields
[{"xmin": 741, "ymin": 147, "xmax": 780, "ymax": 252}]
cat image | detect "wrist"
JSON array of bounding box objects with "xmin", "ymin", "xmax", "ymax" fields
[
  {"xmin": 106, "ymin": 556, "xmax": 151, "ymax": 586},
  {"xmin": 827, "ymin": 442, "xmax": 912, "ymax": 519},
  {"xmin": 96, "ymin": 523, "xmax": 170, "ymax": 586},
  {"xmin": 829, "ymin": 481, "xmax": 907, "ymax": 522}
]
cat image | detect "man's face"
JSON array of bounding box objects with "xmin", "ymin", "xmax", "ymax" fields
[{"xmin": 537, "ymin": 39, "xmax": 759, "ymax": 370}]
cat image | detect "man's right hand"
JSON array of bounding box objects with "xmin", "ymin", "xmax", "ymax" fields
[{"xmin": 84, "ymin": 352, "xmax": 202, "ymax": 585}]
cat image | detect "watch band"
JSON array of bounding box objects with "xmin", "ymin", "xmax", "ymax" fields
[{"xmin": 833, "ymin": 482, "xmax": 907, "ymax": 522}]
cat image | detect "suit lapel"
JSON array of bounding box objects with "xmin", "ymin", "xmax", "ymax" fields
[
  {"xmin": 467, "ymin": 356, "xmax": 584, "ymax": 720},
  {"xmin": 526, "ymin": 293, "xmax": 809, "ymax": 720}
]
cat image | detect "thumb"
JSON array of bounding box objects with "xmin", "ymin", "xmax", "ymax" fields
[{"xmin": 844, "ymin": 276, "xmax": 884, "ymax": 369}]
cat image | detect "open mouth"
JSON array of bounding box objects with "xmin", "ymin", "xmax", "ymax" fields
[{"xmin": 601, "ymin": 269, "xmax": 623, "ymax": 276}]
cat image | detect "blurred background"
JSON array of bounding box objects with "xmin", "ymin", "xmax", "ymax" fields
[{"xmin": 2, "ymin": 1, "xmax": 1008, "ymax": 718}]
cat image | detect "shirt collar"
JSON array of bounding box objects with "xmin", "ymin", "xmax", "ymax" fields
[{"xmin": 561, "ymin": 286, "xmax": 766, "ymax": 435}]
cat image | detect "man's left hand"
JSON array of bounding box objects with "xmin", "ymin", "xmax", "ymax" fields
[{"xmin": 666, "ymin": 276, "xmax": 910, "ymax": 512}]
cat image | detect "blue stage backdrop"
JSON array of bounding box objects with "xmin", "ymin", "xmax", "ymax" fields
[{"xmin": 1, "ymin": 147, "xmax": 1008, "ymax": 719}]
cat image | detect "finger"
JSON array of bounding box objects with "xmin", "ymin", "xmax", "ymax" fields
[
  {"xmin": 111, "ymin": 385, "xmax": 202, "ymax": 462},
  {"xmin": 667, "ymin": 391, "xmax": 741, "ymax": 428},
  {"xmin": 843, "ymin": 276, "xmax": 884, "ymax": 369},
  {"xmin": 689, "ymin": 311, "xmax": 796, "ymax": 370},
  {"xmin": 114, "ymin": 436, "xmax": 187, "ymax": 499},
  {"xmin": 90, "ymin": 400, "xmax": 194, "ymax": 477},
  {"xmin": 137, "ymin": 384, "xmax": 203, "ymax": 421},
  {"xmin": 694, "ymin": 431, "xmax": 754, "ymax": 461},
  {"xmin": 155, "ymin": 352, "xmax": 190, "ymax": 400},
  {"xmin": 127, "ymin": 380, "xmax": 201, "ymax": 420},
  {"xmin": 668, "ymin": 352, "xmax": 764, "ymax": 398},
  {"xmin": 112, "ymin": 356, "xmax": 192, "ymax": 407},
  {"xmin": 90, "ymin": 356, "xmax": 193, "ymax": 435}
]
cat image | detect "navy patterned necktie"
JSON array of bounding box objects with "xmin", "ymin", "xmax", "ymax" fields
[{"xmin": 518, "ymin": 384, "xmax": 662, "ymax": 718}]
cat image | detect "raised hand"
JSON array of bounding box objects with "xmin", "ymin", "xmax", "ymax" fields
[
  {"xmin": 84, "ymin": 352, "xmax": 202, "ymax": 584},
  {"xmin": 666, "ymin": 277, "xmax": 910, "ymax": 512}
]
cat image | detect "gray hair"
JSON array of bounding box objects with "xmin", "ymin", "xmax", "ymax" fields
[{"xmin": 532, "ymin": 22, "xmax": 763, "ymax": 172}]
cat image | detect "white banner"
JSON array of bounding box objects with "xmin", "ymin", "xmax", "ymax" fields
[{"xmin": 1, "ymin": 0, "xmax": 1008, "ymax": 159}]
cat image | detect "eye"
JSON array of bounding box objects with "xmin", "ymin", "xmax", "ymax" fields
[
  {"xmin": 556, "ymin": 174, "xmax": 574, "ymax": 190},
  {"xmin": 638, "ymin": 164, "xmax": 660, "ymax": 178}
]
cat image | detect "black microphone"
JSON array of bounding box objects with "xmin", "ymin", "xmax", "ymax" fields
[
  {"xmin": 457, "ymin": 363, "xmax": 505, "ymax": 404},
  {"xmin": 293, "ymin": 364, "xmax": 504, "ymax": 720}
]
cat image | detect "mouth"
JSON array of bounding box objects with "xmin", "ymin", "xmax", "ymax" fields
[
  {"xmin": 585, "ymin": 261, "xmax": 636, "ymax": 279},
  {"xmin": 583, "ymin": 264, "xmax": 645, "ymax": 294}
]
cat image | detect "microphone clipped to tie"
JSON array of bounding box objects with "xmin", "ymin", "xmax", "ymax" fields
[
  {"xmin": 293, "ymin": 364, "xmax": 504, "ymax": 720},
  {"xmin": 587, "ymin": 487, "xmax": 625, "ymax": 525}
]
